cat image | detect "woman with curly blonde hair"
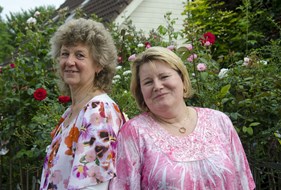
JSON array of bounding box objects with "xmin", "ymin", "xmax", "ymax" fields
[{"xmin": 40, "ymin": 18, "xmax": 125, "ymax": 190}]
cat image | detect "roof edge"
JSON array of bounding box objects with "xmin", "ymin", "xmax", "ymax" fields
[{"xmin": 114, "ymin": 0, "xmax": 144, "ymax": 25}]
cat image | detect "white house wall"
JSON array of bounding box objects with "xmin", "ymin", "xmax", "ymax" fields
[{"xmin": 115, "ymin": 0, "xmax": 186, "ymax": 43}]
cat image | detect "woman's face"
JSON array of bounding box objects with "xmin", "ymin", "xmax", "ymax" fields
[
  {"xmin": 139, "ymin": 60, "xmax": 184, "ymax": 114},
  {"xmin": 59, "ymin": 43, "xmax": 100, "ymax": 90}
]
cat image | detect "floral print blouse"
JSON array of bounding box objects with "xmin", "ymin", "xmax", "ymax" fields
[
  {"xmin": 110, "ymin": 107, "xmax": 255, "ymax": 190},
  {"xmin": 40, "ymin": 94, "xmax": 125, "ymax": 190}
]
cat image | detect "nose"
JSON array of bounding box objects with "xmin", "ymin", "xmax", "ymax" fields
[
  {"xmin": 153, "ymin": 79, "xmax": 163, "ymax": 91},
  {"xmin": 65, "ymin": 54, "xmax": 75, "ymax": 66}
]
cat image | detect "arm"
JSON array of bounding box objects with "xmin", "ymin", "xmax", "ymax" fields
[
  {"xmin": 222, "ymin": 114, "xmax": 256, "ymax": 190},
  {"xmin": 110, "ymin": 120, "xmax": 142, "ymax": 190}
]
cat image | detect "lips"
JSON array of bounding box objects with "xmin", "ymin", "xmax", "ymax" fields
[
  {"xmin": 153, "ymin": 92, "xmax": 168, "ymax": 99},
  {"xmin": 65, "ymin": 70, "xmax": 78, "ymax": 73}
]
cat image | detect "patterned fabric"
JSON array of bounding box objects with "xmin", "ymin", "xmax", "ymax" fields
[
  {"xmin": 40, "ymin": 94, "xmax": 125, "ymax": 190},
  {"xmin": 110, "ymin": 107, "xmax": 255, "ymax": 190}
]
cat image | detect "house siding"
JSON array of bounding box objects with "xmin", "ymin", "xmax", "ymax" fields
[{"xmin": 116, "ymin": 0, "xmax": 186, "ymax": 43}]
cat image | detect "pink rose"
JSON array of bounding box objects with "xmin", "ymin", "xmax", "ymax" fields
[
  {"xmin": 167, "ymin": 45, "xmax": 175, "ymax": 51},
  {"xmin": 197, "ymin": 63, "xmax": 207, "ymax": 71},
  {"xmin": 187, "ymin": 54, "xmax": 198, "ymax": 62},
  {"xmin": 128, "ymin": 54, "xmax": 136, "ymax": 62},
  {"xmin": 185, "ymin": 44, "xmax": 193, "ymax": 51}
]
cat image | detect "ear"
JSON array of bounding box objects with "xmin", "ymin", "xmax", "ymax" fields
[{"xmin": 95, "ymin": 65, "xmax": 103, "ymax": 74}]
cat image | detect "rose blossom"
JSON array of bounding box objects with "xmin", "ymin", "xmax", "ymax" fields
[
  {"xmin": 197, "ymin": 63, "xmax": 207, "ymax": 71},
  {"xmin": 33, "ymin": 88, "xmax": 47, "ymax": 101},
  {"xmin": 26, "ymin": 17, "xmax": 37, "ymax": 24},
  {"xmin": 167, "ymin": 45, "xmax": 175, "ymax": 51},
  {"xmin": 243, "ymin": 57, "xmax": 251, "ymax": 66},
  {"xmin": 244, "ymin": 57, "xmax": 250, "ymax": 63},
  {"xmin": 34, "ymin": 11, "xmax": 40, "ymax": 17},
  {"xmin": 128, "ymin": 54, "xmax": 136, "ymax": 62},
  {"xmin": 145, "ymin": 42, "xmax": 151, "ymax": 48},
  {"xmin": 204, "ymin": 41, "xmax": 211, "ymax": 46},
  {"xmin": 185, "ymin": 44, "xmax": 193, "ymax": 51},
  {"xmin": 116, "ymin": 66, "xmax": 122, "ymax": 70},
  {"xmin": 123, "ymin": 70, "xmax": 131, "ymax": 75},
  {"xmin": 218, "ymin": 68, "xmax": 229, "ymax": 79},
  {"xmin": 10, "ymin": 63, "xmax": 15, "ymax": 68},
  {"xmin": 200, "ymin": 32, "xmax": 216, "ymax": 45},
  {"xmin": 58, "ymin": 96, "xmax": 71, "ymax": 103},
  {"xmin": 187, "ymin": 54, "xmax": 198, "ymax": 62}
]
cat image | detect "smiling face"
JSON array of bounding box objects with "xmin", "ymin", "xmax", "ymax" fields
[
  {"xmin": 139, "ymin": 60, "xmax": 184, "ymax": 114},
  {"xmin": 59, "ymin": 43, "xmax": 101, "ymax": 90}
]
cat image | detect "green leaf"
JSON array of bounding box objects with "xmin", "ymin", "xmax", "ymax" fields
[
  {"xmin": 218, "ymin": 84, "xmax": 231, "ymax": 98},
  {"xmin": 249, "ymin": 122, "xmax": 260, "ymax": 127}
]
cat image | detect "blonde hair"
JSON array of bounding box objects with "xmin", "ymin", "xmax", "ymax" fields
[
  {"xmin": 50, "ymin": 18, "xmax": 117, "ymax": 95},
  {"xmin": 130, "ymin": 46, "xmax": 194, "ymax": 112}
]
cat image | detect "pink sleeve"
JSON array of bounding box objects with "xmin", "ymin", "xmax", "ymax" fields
[
  {"xmin": 110, "ymin": 120, "xmax": 141, "ymax": 190},
  {"xmin": 222, "ymin": 114, "xmax": 256, "ymax": 190}
]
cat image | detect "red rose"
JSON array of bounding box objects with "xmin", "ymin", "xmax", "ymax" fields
[
  {"xmin": 200, "ymin": 32, "xmax": 216, "ymax": 45},
  {"xmin": 58, "ymin": 95, "xmax": 71, "ymax": 103},
  {"xmin": 10, "ymin": 63, "xmax": 16, "ymax": 68},
  {"xmin": 33, "ymin": 88, "xmax": 47, "ymax": 101}
]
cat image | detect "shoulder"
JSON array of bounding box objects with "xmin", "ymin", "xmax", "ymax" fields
[
  {"xmin": 120, "ymin": 113, "xmax": 149, "ymax": 134},
  {"xmin": 86, "ymin": 94, "xmax": 120, "ymax": 112},
  {"xmin": 124, "ymin": 113, "xmax": 149, "ymax": 127},
  {"xmin": 91, "ymin": 93, "xmax": 116, "ymax": 104},
  {"xmin": 84, "ymin": 93, "xmax": 124, "ymax": 121},
  {"xmin": 195, "ymin": 107, "xmax": 231, "ymax": 121},
  {"xmin": 195, "ymin": 107, "xmax": 234, "ymax": 135}
]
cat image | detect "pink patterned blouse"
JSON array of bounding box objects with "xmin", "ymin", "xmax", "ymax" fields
[
  {"xmin": 40, "ymin": 94, "xmax": 125, "ymax": 190},
  {"xmin": 110, "ymin": 107, "xmax": 255, "ymax": 190}
]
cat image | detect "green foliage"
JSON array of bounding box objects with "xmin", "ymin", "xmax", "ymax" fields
[
  {"xmin": 0, "ymin": 13, "xmax": 13, "ymax": 62},
  {"xmin": 182, "ymin": 0, "xmax": 239, "ymax": 57},
  {"xmin": 0, "ymin": 7, "xmax": 70, "ymax": 189}
]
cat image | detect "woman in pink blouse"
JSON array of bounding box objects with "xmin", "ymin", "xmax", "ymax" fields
[
  {"xmin": 110, "ymin": 47, "xmax": 255, "ymax": 190},
  {"xmin": 40, "ymin": 18, "xmax": 125, "ymax": 190}
]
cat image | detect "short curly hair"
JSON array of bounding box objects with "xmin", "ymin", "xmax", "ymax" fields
[
  {"xmin": 130, "ymin": 46, "xmax": 194, "ymax": 112},
  {"xmin": 49, "ymin": 18, "xmax": 117, "ymax": 95}
]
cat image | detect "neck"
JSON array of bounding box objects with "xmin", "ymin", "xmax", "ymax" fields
[
  {"xmin": 70, "ymin": 85, "xmax": 97, "ymax": 106},
  {"xmin": 152, "ymin": 106, "xmax": 190, "ymax": 135},
  {"xmin": 153, "ymin": 104, "xmax": 189, "ymax": 123}
]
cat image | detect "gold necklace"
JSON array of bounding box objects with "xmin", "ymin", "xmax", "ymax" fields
[{"xmin": 153, "ymin": 108, "xmax": 189, "ymax": 134}]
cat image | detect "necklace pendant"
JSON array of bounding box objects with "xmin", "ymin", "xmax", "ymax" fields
[{"xmin": 179, "ymin": 127, "xmax": 186, "ymax": 134}]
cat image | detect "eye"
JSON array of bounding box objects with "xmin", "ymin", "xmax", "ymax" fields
[
  {"xmin": 76, "ymin": 53, "xmax": 85, "ymax": 59},
  {"xmin": 160, "ymin": 75, "xmax": 169, "ymax": 80},
  {"xmin": 60, "ymin": 52, "xmax": 69, "ymax": 57},
  {"xmin": 143, "ymin": 80, "xmax": 152, "ymax": 86}
]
